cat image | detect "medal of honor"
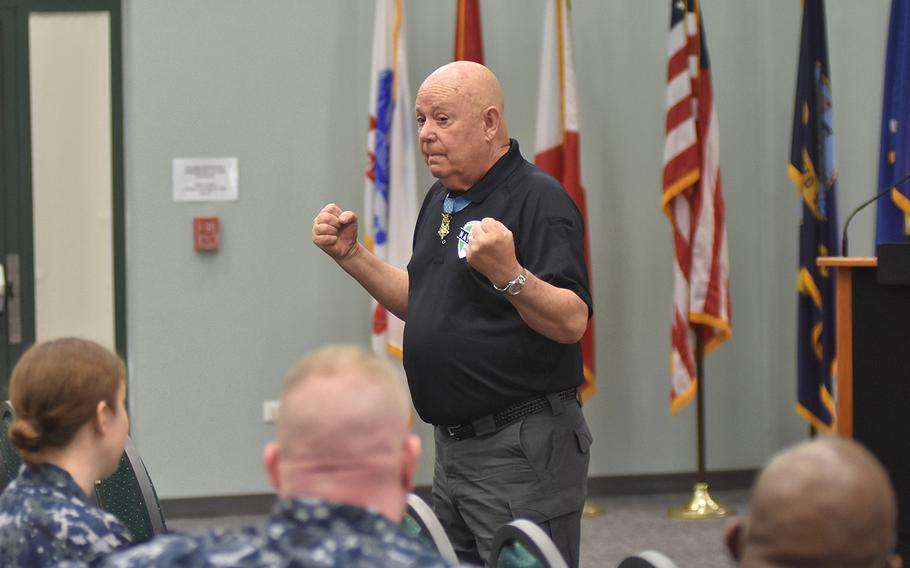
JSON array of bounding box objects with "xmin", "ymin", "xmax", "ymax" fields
[
  {"xmin": 438, "ymin": 213, "xmax": 451, "ymax": 240},
  {"xmin": 439, "ymin": 192, "xmax": 470, "ymax": 243}
]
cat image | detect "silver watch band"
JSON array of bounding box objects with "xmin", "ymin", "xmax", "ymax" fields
[{"xmin": 493, "ymin": 266, "xmax": 527, "ymax": 294}]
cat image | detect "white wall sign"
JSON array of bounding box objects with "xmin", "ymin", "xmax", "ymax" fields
[{"xmin": 173, "ymin": 157, "xmax": 238, "ymax": 202}]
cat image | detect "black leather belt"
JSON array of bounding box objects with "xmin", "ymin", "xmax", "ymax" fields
[{"xmin": 443, "ymin": 388, "xmax": 579, "ymax": 441}]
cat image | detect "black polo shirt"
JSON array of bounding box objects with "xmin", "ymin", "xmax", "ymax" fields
[{"xmin": 403, "ymin": 140, "xmax": 592, "ymax": 426}]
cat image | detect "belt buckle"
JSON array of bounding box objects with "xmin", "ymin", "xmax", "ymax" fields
[{"xmin": 446, "ymin": 425, "xmax": 460, "ymax": 439}]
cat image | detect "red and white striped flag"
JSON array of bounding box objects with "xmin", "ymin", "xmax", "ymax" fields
[
  {"xmin": 364, "ymin": 0, "xmax": 417, "ymax": 359},
  {"xmin": 662, "ymin": 0, "xmax": 731, "ymax": 413},
  {"xmin": 535, "ymin": 0, "xmax": 595, "ymax": 402},
  {"xmin": 454, "ymin": 0, "xmax": 484, "ymax": 63}
]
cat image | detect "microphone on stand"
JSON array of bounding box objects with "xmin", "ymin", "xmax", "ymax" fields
[{"xmin": 841, "ymin": 171, "xmax": 910, "ymax": 257}]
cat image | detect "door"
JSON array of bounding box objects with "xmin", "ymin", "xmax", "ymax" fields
[{"xmin": 0, "ymin": 0, "xmax": 125, "ymax": 397}]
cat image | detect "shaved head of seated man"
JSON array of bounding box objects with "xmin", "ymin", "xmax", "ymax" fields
[
  {"xmin": 726, "ymin": 437, "xmax": 901, "ymax": 568},
  {"xmin": 93, "ymin": 345, "xmax": 466, "ymax": 568},
  {"xmin": 262, "ymin": 344, "xmax": 419, "ymax": 521}
]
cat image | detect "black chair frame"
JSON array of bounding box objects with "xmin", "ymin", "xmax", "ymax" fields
[
  {"xmin": 94, "ymin": 436, "xmax": 166, "ymax": 539},
  {"xmin": 0, "ymin": 400, "xmax": 15, "ymax": 492}
]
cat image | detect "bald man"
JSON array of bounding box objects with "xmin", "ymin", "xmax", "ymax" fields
[
  {"xmin": 726, "ymin": 438, "xmax": 902, "ymax": 568},
  {"xmin": 314, "ymin": 61, "xmax": 593, "ymax": 566},
  {"xmin": 94, "ymin": 346, "xmax": 460, "ymax": 567}
]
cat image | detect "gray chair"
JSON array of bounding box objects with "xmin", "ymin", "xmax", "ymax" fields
[
  {"xmin": 403, "ymin": 493, "xmax": 458, "ymax": 565},
  {"xmin": 93, "ymin": 436, "xmax": 167, "ymax": 541},
  {"xmin": 489, "ymin": 519, "xmax": 568, "ymax": 568},
  {"xmin": 0, "ymin": 400, "xmax": 21, "ymax": 493},
  {"xmin": 617, "ymin": 550, "xmax": 680, "ymax": 568}
]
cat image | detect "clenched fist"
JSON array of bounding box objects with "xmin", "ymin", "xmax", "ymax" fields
[
  {"xmin": 312, "ymin": 203, "xmax": 359, "ymax": 261},
  {"xmin": 465, "ymin": 217, "xmax": 522, "ymax": 288}
]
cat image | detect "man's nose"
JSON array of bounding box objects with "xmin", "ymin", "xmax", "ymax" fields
[{"xmin": 419, "ymin": 122, "xmax": 435, "ymax": 142}]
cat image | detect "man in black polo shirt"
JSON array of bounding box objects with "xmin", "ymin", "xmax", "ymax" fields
[{"xmin": 312, "ymin": 61, "xmax": 592, "ymax": 567}]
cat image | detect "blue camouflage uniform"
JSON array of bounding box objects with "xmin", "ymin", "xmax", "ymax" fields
[
  {"xmin": 94, "ymin": 497, "xmax": 461, "ymax": 567},
  {"xmin": 0, "ymin": 462, "xmax": 132, "ymax": 565}
]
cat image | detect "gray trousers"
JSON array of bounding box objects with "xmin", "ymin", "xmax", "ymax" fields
[{"xmin": 432, "ymin": 396, "xmax": 592, "ymax": 567}]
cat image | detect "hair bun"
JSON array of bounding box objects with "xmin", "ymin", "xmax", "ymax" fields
[{"xmin": 8, "ymin": 418, "xmax": 43, "ymax": 452}]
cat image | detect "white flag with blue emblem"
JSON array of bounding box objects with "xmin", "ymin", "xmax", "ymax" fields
[{"xmin": 364, "ymin": 0, "xmax": 417, "ymax": 359}]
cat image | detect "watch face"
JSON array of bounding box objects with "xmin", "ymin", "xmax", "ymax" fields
[{"xmin": 506, "ymin": 268, "xmax": 526, "ymax": 295}]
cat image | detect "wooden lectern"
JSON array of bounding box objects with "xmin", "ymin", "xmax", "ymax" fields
[{"xmin": 818, "ymin": 255, "xmax": 910, "ymax": 556}]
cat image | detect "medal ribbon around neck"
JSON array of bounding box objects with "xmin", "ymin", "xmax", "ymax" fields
[{"xmin": 438, "ymin": 192, "xmax": 471, "ymax": 242}]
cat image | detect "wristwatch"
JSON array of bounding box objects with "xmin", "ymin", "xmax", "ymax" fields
[{"xmin": 493, "ymin": 267, "xmax": 527, "ymax": 296}]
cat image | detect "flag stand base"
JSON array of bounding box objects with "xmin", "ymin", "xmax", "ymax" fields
[
  {"xmin": 582, "ymin": 499, "xmax": 605, "ymax": 518},
  {"xmin": 667, "ymin": 482, "xmax": 732, "ymax": 519}
]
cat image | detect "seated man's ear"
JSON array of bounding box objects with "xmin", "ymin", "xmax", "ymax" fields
[
  {"xmin": 723, "ymin": 517, "xmax": 745, "ymax": 562},
  {"xmin": 263, "ymin": 442, "xmax": 280, "ymax": 492},
  {"xmin": 401, "ymin": 434, "xmax": 421, "ymax": 491},
  {"xmin": 886, "ymin": 553, "xmax": 902, "ymax": 568}
]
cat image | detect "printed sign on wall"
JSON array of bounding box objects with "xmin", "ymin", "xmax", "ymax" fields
[{"xmin": 173, "ymin": 157, "xmax": 238, "ymax": 202}]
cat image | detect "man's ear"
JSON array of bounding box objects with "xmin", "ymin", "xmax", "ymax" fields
[
  {"xmin": 401, "ymin": 434, "xmax": 421, "ymax": 491},
  {"xmin": 263, "ymin": 442, "xmax": 281, "ymax": 492},
  {"xmin": 724, "ymin": 517, "xmax": 745, "ymax": 562},
  {"xmin": 482, "ymin": 106, "xmax": 501, "ymax": 142},
  {"xmin": 886, "ymin": 553, "xmax": 902, "ymax": 568}
]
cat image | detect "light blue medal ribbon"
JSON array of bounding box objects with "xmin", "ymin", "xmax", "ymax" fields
[{"xmin": 437, "ymin": 192, "xmax": 471, "ymax": 243}]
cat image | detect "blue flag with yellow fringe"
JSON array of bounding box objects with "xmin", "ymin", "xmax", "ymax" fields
[
  {"xmin": 876, "ymin": 0, "xmax": 910, "ymax": 245},
  {"xmin": 788, "ymin": 0, "xmax": 838, "ymax": 433}
]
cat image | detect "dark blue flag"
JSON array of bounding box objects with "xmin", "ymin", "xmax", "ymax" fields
[
  {"xmin": 876, "ymin": 0, "xmax": 910, "ymax": 245},
  {"xmin": 788, "ymin": 0, "xmax": 838, "ymax": 432}
]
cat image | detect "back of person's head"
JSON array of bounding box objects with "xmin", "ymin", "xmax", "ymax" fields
[
  {"xmin": 726, "ymin": 437, "xmax": 902, "ymax": 568},
  {"xmin": 263, "ymin": 344, "xmax": 419, "ymax": 521},
  {"xmin": 8, "ymin": 337, "xmax": 126, "ymax": 462}
]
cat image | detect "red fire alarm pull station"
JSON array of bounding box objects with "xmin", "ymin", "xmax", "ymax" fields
[{"xmin": 193, "ymin": 216, "xmax": 220, "ymax": 251}]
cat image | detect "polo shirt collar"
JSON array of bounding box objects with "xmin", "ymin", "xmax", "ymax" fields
[{"xmin": 446, "ymin": 138, "xmax": 522, "ymax": 203}]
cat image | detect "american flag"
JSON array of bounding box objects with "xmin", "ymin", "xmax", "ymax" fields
[{"xmin": 662, "ymin": 0, "xmax": 731, "ymax": 413}]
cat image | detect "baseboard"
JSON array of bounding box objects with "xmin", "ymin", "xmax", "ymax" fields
[
  {"xmin": 585, "ymin": 468, "xmax": 757, "ymax": 496},
  {"xmin": 161, "ymin": 469, "xmax": 757, "ymax": 519},
  {"xmin": 161, "ymin": 493, "xmax": 277, "ymax": 519}
]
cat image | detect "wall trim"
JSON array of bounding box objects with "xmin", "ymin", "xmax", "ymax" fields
[
  {"xmin": 162, "ymin": 493, "xmax": 277, "ymax": 519},
  {"xmin": 585, "ymin": 468, "xmax": 757, "ymax": 496},
  {"xmin": 161, "ymin": 469, "xmax": 757, "ymax": 519}
]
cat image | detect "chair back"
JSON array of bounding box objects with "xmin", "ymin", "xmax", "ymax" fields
[
  {"xmin": 93, "ymin": 436, "xmax": 166, "ymax": 541},
  {"xmin": 403, "ymin": 493, "xmax": 458, "ymax": 565},
  {"xmin": 617, "ymin": 550, "xmax": 680, "ymax": 568},
  {"xmin": 0, "ymin": 400, "xmax": 21, "ymax": 493},
  {"xmin": 489, "ymin": 519, "xmax": 568, "ymax": 568}
]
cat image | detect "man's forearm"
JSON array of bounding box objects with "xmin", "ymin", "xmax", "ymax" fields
[
  {"xmin": 336, "ymin": 243, "xmax": 409, "ymax": 320},
  {"xmin": 507, "ymin": 270, "xmax": 588, "ymax": 344}
]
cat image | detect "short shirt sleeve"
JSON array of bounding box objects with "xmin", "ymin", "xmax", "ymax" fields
[{"xmin": 514, "ymin": 173, "xmax": 593, "ymax": 318}]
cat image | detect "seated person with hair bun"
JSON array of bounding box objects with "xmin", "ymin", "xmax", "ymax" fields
[{"xmin": 0, "ymin": 337, "xmax": 132, "ymax": 565}]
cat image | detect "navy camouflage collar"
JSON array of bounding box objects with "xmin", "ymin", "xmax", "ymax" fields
[
  {"xmin": 271, "ymin": 496, "xmax": 402, "ymax": 534},
  {"xmin": 18, "ymin": 462, "xmax": 90, "ymax": 502}
]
